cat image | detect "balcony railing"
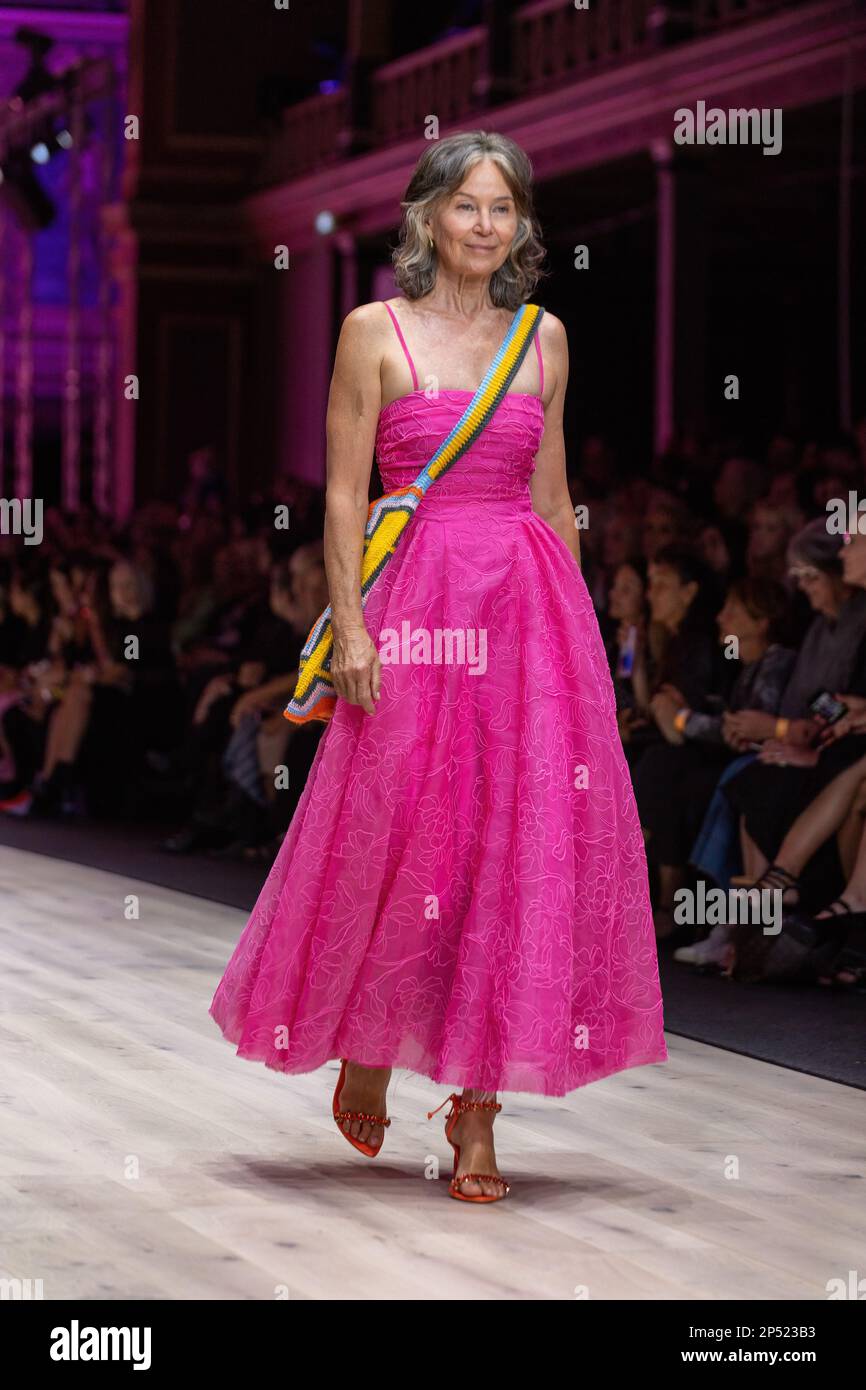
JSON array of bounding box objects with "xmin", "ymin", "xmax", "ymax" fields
[
  {"xmin": 513, "ymin": 0, "xmax": 652, "ymax": 95},
  {"xmin": 693, "ymin": 0, "xmax": 798, "ymax": 28},
  {"xmin": 373, "ymin": 27, "xmax": 485, "ymax": 145},
  {"xmin": 260, "ymin": 87, "xmax": 347, "ymax": 183},
  {"xmin": 261, "ymin": 0, "xmax": 815, "ymax": 182}
]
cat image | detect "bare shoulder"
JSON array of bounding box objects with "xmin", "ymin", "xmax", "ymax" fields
[
  {"xmin": 340, "ymin": 300, "xmax": 394, "ymax": 342},
  {"xmin": 537, "ymin": 309, "xmax": 568, "ymax": 356},
  {"xmin": 332, "ymin": 302, "xmax": 394, "ymax": 384}
]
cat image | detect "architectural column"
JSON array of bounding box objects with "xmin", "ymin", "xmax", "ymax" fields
[
  {"xmin": 475, "ymin": 0, "xmax": 519, "ymax": 106},
  {"xmin": 108, "ymin": 212, "xmax": 138, "ymax": 524},
  {"xmin": 335, "ymin": 231, "xmax": 358, "ymax": 323},
  {"xmin": 0, "ymin": 209, "xmax": 5, "ymax": 495},
  {"xmin": 653, "ymin": 139, "xmax": 676, "ymax": 455},
  {"xmin": 651, "ymin": 140, "xmax": 708, "ymax": 454},
  {"xmin": 341, "ymin": 0, "xmax": 394, "ymax": 156},
  {"xmin": 838, "ymin": 70, "xmax": 854, "ymax": 429},
  {"xmin": 62, "ymin": 84, "xmax": 85, "ymax": 513},
  {"xmin": 14, "ymin": 232, "xmax": 34, "ymax": 499},
  {"xmin": 93, "ymin": 76, "xmax": 118, "ymax": 517},
  {"xmin": 275, "ymin": 242, "xmax": 335, "ymax": 487}
]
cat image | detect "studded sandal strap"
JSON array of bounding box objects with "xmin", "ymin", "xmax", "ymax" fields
[
  {"xmin": 427, "ymin": 1092, "xmax": 502, "ymax": 1119},
  {"xmin": 451, "ymin": 1173, "xmax": 510, "ymax": 1190},
  {"xmin": 334, "ymin": 1110, "xmax": 391, "ymax": 1126}
]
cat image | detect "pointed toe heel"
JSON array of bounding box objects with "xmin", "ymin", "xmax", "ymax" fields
[
  {"xmin": 332, "ymin": 1058, "xmax": 391, "ymax": 1158},
  {"xmin": 427, "ymin": 1093, "xmax": 510, "ymax": 1203}
]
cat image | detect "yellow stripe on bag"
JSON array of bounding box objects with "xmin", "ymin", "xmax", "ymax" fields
[{"xmin": 285, "ymin": 302, "xmax": 544, "ymax": 723}]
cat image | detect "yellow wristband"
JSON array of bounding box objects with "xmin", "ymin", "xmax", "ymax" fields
[
  {"xmin": 775, "ymin": 717, "xmax": 790, "ymax": 740},
  {"xmin": 674, "ymin": 707, "xmax": 690, "ymax": 734}
]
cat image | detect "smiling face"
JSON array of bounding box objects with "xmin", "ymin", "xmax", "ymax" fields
[{"xmin": 427, "ymin": 158, "xmax": 518, "ymax": 279}]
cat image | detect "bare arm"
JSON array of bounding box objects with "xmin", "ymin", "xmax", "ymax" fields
[
  {"xmin": 323, "ymin": 305, "xmax": 385, "ymax": 715},
  {"xmin": 528, "ymin": 313, "xmax": 580, "ymax": 569}
]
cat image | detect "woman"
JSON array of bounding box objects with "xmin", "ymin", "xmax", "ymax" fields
[
  {"xmin": 13, "ymin": 557, "xmax": 112, "ymax": 815},
  {"xmin": 622, "ymin": 545, "xmax": 721, "ymax": 770},
  {"xmin": 723, "ymin": 520, "xmax": 866, "ymax": 895},
  {"xmin": 686, "ymin": 580, "xmax": 798, "ymax": 917},
  {"xmin": 735, "ymin": 744, "xmax": 866, "ymax": 987},
  {"xmin": 209, "ymin": 131, "xmax": 668, "ymax": 1203},
  {"xmin": 745, "ymin": 499, "xmax": 799, "ymax": 584},
  {"xmin": 628, "ymin": 549, "xmax": 725, "ymax": 927},
  {"xmin": 0, "ymin": 561, "xmax": 55, "ymax": 808},
  {"xmin": 604, "ymin": 556, "xmax": 650, "ymax": 718},
  {"xmin": 31, "ymin": 557, "xmax": 177, "ymax": 818},
  {"xmin": 81, "ymin": 557, "xmax": 179, "ymax": 815},
  {"xmin": 637, "ymin": 576, "xmax": 792, "ymax": 904},
  {"xmin": 699, "ymin": 519, "xmax": 746, "ymax": 592},
  {"xmin": 728, "ymin": 526, "xmax": 866, "ymax": 981}
]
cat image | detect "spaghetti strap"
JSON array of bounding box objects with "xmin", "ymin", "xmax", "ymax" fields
[
  {"xmin": 534, "ymin": 330, "xmax": 544, "ymax": 397},
  {"xmin": 383, "ymin": 301, "xmax": 419, "ymax": 392}
]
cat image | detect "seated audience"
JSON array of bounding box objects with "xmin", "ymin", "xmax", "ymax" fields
[{"xmin": 1, "ymin": 425, "xmax": 863, "ymax": 995}]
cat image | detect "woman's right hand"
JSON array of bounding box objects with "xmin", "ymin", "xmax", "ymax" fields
[
  {"xmin": 331, "ymin": 624, "xmax": 381, "ymax": 715},
  {"xmin": 722, "ymin": 709, "xmax": 776, "ymax": 743}
]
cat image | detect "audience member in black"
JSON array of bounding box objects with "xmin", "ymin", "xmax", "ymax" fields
[
  {"xmin": 621, "ymin": 545, "xmax": 724, "ymax": 770},
  {"xmin": 29, "ymin": 558, "xmax": 179, "ymax": 817},
  {"xmin": 724, "ymin": 522, "xmax": 866, "ymax": 905},
  {"xmin": 160, "ymin": 545, "xmax": 327, "ymax": 854},
  {"xmin": 634, "ymin": 577, "xmax": 794, "ymax": 933}
]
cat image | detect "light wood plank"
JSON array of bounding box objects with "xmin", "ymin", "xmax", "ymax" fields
[{"xmin": 0, "ymin": 844, "xmax": 862, "ymax": 1300}]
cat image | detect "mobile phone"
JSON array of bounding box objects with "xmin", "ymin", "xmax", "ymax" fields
[
  {"xmin": 617, "ymin": 625, "xmax": 637, "ymax": 679},
  {"xmin": 808, "ymin": 690, "xmax": 848, "ymax": 725}
]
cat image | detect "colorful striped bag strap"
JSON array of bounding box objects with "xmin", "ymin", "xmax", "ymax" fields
[{"xmin": 285, "ymin": 302, "xmax": 545, "ymax": 725}]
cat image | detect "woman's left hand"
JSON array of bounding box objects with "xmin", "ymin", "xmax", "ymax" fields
[{"xmin": 758, "ymin": 740, "xmax": 819, "ymax": 767}]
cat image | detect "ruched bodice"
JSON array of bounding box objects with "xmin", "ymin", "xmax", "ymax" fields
[{"xmin": 376, "ymin": 389, "xmax": 544, "ymax": 503}]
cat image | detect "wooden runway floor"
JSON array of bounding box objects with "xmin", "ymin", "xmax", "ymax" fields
[{"xmin": 0, "ymin": 844, "xmax": 862, "ymax": 1301}]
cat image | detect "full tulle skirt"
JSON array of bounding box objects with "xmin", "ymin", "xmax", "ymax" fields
[{"xmin": 209, "ymin": 495, "xmax": 668, "ymax": 1096}]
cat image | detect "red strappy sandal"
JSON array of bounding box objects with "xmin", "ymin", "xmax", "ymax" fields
[
  {"xmin": 427, "ymin": 1093, "xmax": 510, "ymax": 1203},
  {"xmin": 332, "ymin": 1058, "xmax": 391, "ymax": 1158}
]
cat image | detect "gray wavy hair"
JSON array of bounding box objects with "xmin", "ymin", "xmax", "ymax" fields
[
  {"xmin": 392, "ymin": 131, "xmax": 547, "ymax": 309},
  {"xmin": 787, "ymin": 517, "xmax": 844, "ymax": 576}
]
